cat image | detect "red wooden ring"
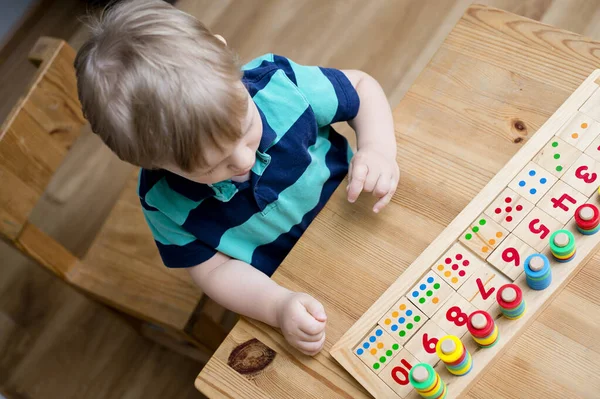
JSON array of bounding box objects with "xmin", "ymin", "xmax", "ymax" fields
[
  {"xmin": 467, "ymin": 310, "xmax": 494, "ymax": 338},
  {"xmin": 574, "ymin": 204, "xmax": 600, "ymax": 230},
  {"xmin": 496, "ymin": 284, "xmax": 523, "ymax": 309}
]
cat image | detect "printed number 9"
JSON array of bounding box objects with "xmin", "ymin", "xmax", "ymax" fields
[{"xmin": 502, "ymin": 247, "xmax": 520, "ymax": 267}]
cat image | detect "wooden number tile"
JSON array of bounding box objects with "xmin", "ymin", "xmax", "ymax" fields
[
  {"xmin": 487, "ymin": 234, "xmax": 536, "ymax": 280},
  {"xmin": 378, "ymin": 297, "xmax": 427, "ymax": 345},
  {"xmin": 459, "ymin": 214, "xmax": 508, "ymax": 259},
  {"xmin": 403, "ymin": 320, "xmax": 448, "ymax": 366},
  {"xmin": 407, "ymin": 271, "xmax": 453, "ymax": 317},
  {"xmin": 533, "ymin": 137, "xmax": 581, "ymax": 178},
  {"xmin": 484, "ymin": 187, "xmax": 534, "ymax": 231},
  {"xmin": 537, "ymin": 180, "xmax": 588, "ymax": 224},
  {"xmin": 513, "ymin": 206, "xmax": 563, "ymax": 251},
  {"xmin": 561, "ymin": 153, "xmax": 600, "ymax": 197},
  {"xmin": 556, "ymin": 111, "xmax": 600, "ymax": 151},
  {"xmin": 378, "ymin": 349, "xmax": 420, "ymax": 398},
  {"xmin": 508, "ymin": 162, "xmax": 557, "ymax": 204},
  {"xmin": 430, "ymin": 292, "xmax": 477, "ymax": 338},
  {"xmin": 580, "ymin": 87, "xmax": 600, "ymax": 122},
  {"xmin": 354, "ymin": 326, "xmax": 402, "ymax": 374},
  {"xmin": 584, "ymin": 133, "xmax": 600, "ymax": 162},
  {"xmin": 431, "ymin": 242, "xmax": 484, "ymax": 290},
  {"xmin": 457, "ymin": 263, "xmax": 511, "ymax": 311}
]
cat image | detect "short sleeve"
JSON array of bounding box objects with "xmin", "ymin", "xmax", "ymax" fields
[
  {"xmin": 272, "ymin": 55, "xmax": 360, "ymax": 127},
  {"xmin": 141, "ymin": 202, "xmax": 216, "ymax": 268}
]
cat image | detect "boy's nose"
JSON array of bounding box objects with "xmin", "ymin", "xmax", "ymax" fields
[{"xmin": 230, "ymin": 147, "xmax": 254, "ymax": 171}]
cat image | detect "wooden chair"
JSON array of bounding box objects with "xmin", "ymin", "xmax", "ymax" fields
[{"xmin": 0, "ymin": 37, "xmax": 231, "ymax": 361}]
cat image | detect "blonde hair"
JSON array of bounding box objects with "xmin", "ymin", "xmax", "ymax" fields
[{"xmin": 74, "ymin": 0, "xmax": 247, "ymax": 171}]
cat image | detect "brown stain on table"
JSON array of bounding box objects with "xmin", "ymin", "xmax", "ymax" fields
[{"xmin": 227, "ymin": 338, "xmax": 276, "ymax": 376}]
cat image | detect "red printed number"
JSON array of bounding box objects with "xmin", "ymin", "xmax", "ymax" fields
[
  {"xmin": 476, "ymin": 277, "xmax": 495, "ymax": 300},
  {"xmin": 422, "ymin": 333, "xmax": 438, "ymax": 354},
  {"xmin": 575, "ymin": 165, "xmax": 597, "ymax": 184},
  {"xmin": 446, "ymin": 306, "xmax": 468, "ymax": 326},
  {"xmin": 391, "ymin": 358, "xmax": 413, "ymax": 386},
  {"xmin": 502, "ymin": 247, "xmax": 520, "ymax": 267},
  {"xmin": 551, "ymin": 193, "xmax": 576, "ymax": 211},
  {"xmin": 529, "ymin": 218, "xmax": 550, "ymax": 239}
]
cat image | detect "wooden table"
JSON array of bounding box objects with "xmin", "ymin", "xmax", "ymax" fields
[{"xmin": 196, "ymin": 5, "xmax": 600, "ymax": 398}]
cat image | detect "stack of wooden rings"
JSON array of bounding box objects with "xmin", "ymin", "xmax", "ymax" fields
[
  {"xmin": 467, "ymin": 310, "xmax": 499, "ymax": 348},
  {"xmin": 408, "ymin": 363, "xmax": 447, "ymax": 399},
  {"xmin": 435, "ymin": 335, "xmax": 473, "ymax": 376},
  {"xmin": 524, "ymin": 254, "xmax": 552, "ymax": 290},
  {"xmin": 574, "ymin": 203, "xmax": 600, "ymax": 235},
  {"xmin": 496, "ymin": 284, "xmax": 526, "ymax": 319},
  {"xmin": 549, "ymin": 229, "xmax": 576, "ymax": 263}
]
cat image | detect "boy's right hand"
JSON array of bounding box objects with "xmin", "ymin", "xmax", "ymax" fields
[{"xmin": 276, "ymin": 292, "xmax": 327, "ymax": 356}]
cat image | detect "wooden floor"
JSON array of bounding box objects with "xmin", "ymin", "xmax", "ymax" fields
[{"xmin": 3, "ymin": 0, "xmax": 600, "ymax": 398}]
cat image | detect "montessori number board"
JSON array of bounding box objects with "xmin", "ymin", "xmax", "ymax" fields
[{"xmin": 331, "ymin": 70, "xmax": 600, "ymax": 399}]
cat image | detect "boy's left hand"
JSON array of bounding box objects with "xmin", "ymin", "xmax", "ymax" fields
[{"xmin": 347, "ymin": 147, "xmax": 399, "ymax": 213}]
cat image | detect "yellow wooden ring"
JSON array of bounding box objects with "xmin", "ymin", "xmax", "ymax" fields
[
  {"xmin": 436, "ymin": 335, "xmax": 464, "ymax": 364},
  {"xmin": 448, "ymin": 355, "xmax": 472, "ymax": 375},
  {"xmin": 552, "ymin": 248, "xmax": 576, "ymax": 259},
  {"xmin": 420, "ymin": 378, "xmax": 445, "ymax": 399},
  {"xmin": 474, "ymin": 325, "xmax": 498, "ymax": 346},
  {"xmin": 417, "ymin": 374, "xmax": 440, "ymax": 395}
]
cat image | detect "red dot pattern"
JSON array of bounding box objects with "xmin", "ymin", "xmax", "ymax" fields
[{"xmin": 496, "ymin": 196, "xmax": 525, "ymax": 223}]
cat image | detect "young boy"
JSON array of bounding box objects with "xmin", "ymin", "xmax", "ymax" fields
[{"xmin": 75, "ymin": 0, "xmax": 398, "ymax": 355}]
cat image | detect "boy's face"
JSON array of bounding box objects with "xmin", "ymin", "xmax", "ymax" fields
[{"xmin": 165, "ymin": 91, "xmax": 262, "ymax": 184}]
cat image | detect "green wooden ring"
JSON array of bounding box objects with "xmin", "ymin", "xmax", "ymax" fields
[{"xmin": 549, "ymin": 229, "xmax": 575, "ymax": 256}]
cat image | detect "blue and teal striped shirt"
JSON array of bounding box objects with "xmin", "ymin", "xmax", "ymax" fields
[{"xmin": 138, "ymin": 54, "xmax": 360, "ymax": 276}]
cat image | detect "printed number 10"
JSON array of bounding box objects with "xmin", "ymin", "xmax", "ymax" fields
[{"xmin": 391, "ymin": 358, "xmax": 413, "ymax": 385}]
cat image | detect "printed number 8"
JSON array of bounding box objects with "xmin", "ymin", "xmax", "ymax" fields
[{"xmin": 446, "ymin": 306, "xmax": 468, "ymax": 326}]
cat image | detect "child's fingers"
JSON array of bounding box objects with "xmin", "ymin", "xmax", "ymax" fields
[
  {"xmin": 297, "ymin": 314, "xmax": 326, "ymax": 336},
  {"xmin": 297, "ymin": 333, "xmax": 327, "ymax": 356},
  {"xmin": 347, "ymin": 163, "xmax": 368, "ymax": 202},
  {"xmin": 293, "ymin": 328, "xmax": 325, "ymax": 343},
  {"xmin": 362, "ymin": 166, "xmax": 380, "ymax": 193},
  {"xmin": 299, "ymin": 294, "xmax": 327, "ymax": 321},
  {"xmin": 373, "ymin": 177, "xmax": 397, "ymax": 213},
  {"xmin": 373, "ymin": 174, "xmax": 391, "ymax": 198}
]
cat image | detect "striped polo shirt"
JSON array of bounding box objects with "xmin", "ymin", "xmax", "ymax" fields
[{"xmin": 138, "ymin": 54, "xmax": 360, "ymax": 276}]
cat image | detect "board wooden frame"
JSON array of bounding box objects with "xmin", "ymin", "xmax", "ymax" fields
[{"xmin": 331, "ymin": 70, "xmax": 600, "ymax": 398}]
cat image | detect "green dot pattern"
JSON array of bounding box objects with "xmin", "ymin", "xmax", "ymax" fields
[
  {"xmin": 419, "ymin": 298, "xmax": 425, "ymax": 304},
  {"xmin": 434, "ymin": 283, "xmax": 441, "ymax": 289},
  {"xmin": 554, "ymin": 154, "xmax": 560, "ymax": 159},
  {"xmin": 556, "ymin": 165, "xmax": 563, "ymax": 172},
  {"xmin": 386, "ymin": 350, "xmax": 393, "ymax": 356},
  {"xmin": 380, "ymin": 356, "xmax": 386, "ymax": 363},
  {"xmin": 392, "ymin": 343, "xmax": 399, "ymax": 350},
  {"xmin": 479, "ymin": 219, "xmax": 487, "ymax": 226},
  {"xmin": 472, "ymin": 226, "xmax": 479, "ymax": 233},
  {"xmin": 426, "ymin": 290, "xmax": 433, "ymax": 297},
  {"xmin": 407, "ymin": 323, "xmax": 413, "ymax": 329},
  {"xmin": 399, "ymin": 331, "xmax": 406, "ymax": 337},
  {"xmin": 552, "ymin": 141, "xmax": 558, "ymax": 148},
  {"xmin": 373, "ymin": 363, "xmax": 380, "ymax": 370},
  {"xmin": 465, "ymin": 233, "xmax": 472, "ymax": 240},
  {"xmin": 414, "ymin": 315, "xmax": 421, "ymax": 322}
]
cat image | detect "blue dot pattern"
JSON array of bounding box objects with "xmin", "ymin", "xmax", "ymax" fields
[
  {"xmin": 518, "ymin": 169, "xmax": 549, "ymax": 196},
  {"xmin": 406, "ymin": 310, "xmax": 413, "ymax": 316},
  {"xmin": 419, "ymin": 284, "xmax": 426, "ymax": 290},
  {"xmin": 356, "ymin": 328, "xmax": 400, "ymax": 370},
  {"xmin": 412, "ymin": 291, "xmax": 418, "ymax": 297},
  {"xmin": 427, "ymin": 277, "xmax": 434, "ymax": 283},
  {"xmin": 391, "ymin": 325, "xmax": 398, "ymax": 331},
  {"xmin": 399, "ymin": 317, "xmax": 406, "ymax": 324}
]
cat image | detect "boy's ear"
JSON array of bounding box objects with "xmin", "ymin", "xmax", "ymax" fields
[{"xmin": 214, "ymin": 34, "xmax": 227, "ymax": 45}]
